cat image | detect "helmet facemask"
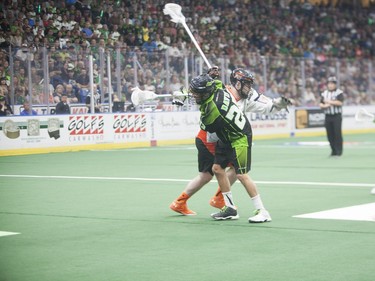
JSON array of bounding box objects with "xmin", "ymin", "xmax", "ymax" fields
[
  {"xmin": 234, "ymin": 80, "xmax": 253, "ymax": 99},
  {"xmin": 190, "ymin": 88, "xmax": 213, "ymax": 104},
  {"xmin": 189, "ymin": 74, "xmax": 216, "ymax": 105},
  {"xmin": 230, "ymin": 68, "xmax": 255, "ymax": 99}
]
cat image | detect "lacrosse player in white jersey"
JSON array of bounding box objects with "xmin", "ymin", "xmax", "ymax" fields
[{"xmin": 208, "ymin": 68, "xmax": 291, "ymax": 222}]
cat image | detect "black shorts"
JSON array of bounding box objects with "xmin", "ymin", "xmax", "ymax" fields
[
  {"xmin": 195, "ymin": 137, "xmax": 214, "ymax": 175},
  {"xmin": 214, "ymin": 141, "xmax": 252, "ymax": 174}
]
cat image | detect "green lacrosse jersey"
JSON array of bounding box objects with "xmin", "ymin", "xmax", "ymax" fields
[{"xmin": 199, "ymin": 88, "xmax": 252, "ymax": 148}]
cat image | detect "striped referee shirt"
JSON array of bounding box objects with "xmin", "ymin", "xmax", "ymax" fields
[{"xmin": 320, "ymin": 89, "xmax": 344, "ymax": 115}]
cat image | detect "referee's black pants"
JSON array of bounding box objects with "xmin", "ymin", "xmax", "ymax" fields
[{"xmin": 325, "ymin": 114, "xmax": 343, "ymax": 156}]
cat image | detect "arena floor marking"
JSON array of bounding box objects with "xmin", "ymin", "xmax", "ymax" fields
[
  {"xmin": 293, "ymin": 203, "xmax": 375, "ymax": 222},
  {"xmin": 281, "ymin": 141, "xmax": 375, "ymax": 148},
  {"xmin": 0, "ymin": 174, "xmax": 374, "ymax": 189},
  {"xmin": 0, "ymin": 231, "xmax": 20, "ymax": 238}
]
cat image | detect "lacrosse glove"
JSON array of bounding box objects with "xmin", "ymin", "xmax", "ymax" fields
[
  {"xmin": 172, "ymin": 99, "xmax": 184, "ymax": 106},
  {"xmin": 271, "ymin": 96, "xmax": 293, "ymax": 113}
]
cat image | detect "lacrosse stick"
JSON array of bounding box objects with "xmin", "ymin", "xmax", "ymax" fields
[
  {"xmin": 131, "ymin": 87, "xmax": 169, "ymax": 106},
  {"xmin": 355, "ymin": 108, "xmax": 375, "ymax": 122},
  {"xmin": 130, "ymin": 87, "xmax": 187, "ymax": 106},
  {"xmin": 163, "ymin": 3, "xmax": 211, "ymax": 68}
]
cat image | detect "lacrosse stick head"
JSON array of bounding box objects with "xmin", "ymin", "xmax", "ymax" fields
[
  {"xmin": 355, "ymin": 108, "xmax": 375, "ymax": 122},
  {"xmin": 163, "ymin": 3, "xmax": 185, "ymax": 24},
  {"xmin": 130, "ymin": 87, "xmax": 143, "ymax": 106},
  {"xmin": 131, "ymin": 87, "xmax": 160, "ymax": 106}
]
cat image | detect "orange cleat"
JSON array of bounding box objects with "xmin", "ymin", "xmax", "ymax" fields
[
  {"xmin": 209, "ymin": 193, "xmax": 225, "ymax": 209},
  {"xmin": 169, "ymin": 200, "xmax": 197, "ymax": 216}
]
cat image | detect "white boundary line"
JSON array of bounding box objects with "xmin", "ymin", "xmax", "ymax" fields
[
  {"xmin": 294, "ymin": 203, "xmax": 375, "ymax": 222},
  {"xmin": 0, "ymin": 231, "xmax": 20, "ymax": 237},
  {"xmin": 90, "ymin": 143, "xmax": 375, "ymax": 152},
  {"xmin": 0, "ymin": 174, "xmax": 373, "ymax": 188}
]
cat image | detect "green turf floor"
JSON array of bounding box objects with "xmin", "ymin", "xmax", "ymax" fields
[{"xmin": 0, "ymin": 133, "xmax": 374, "ymax": 281}]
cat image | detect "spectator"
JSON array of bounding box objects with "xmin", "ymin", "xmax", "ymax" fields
[
  {"xmin": 15, "ymin": 43, "xmax": 34, "ymax": 62},
  {"xmin": 66, "ymin": 64, "xmax": 78, "ymax": 86},
  {"xmin": 76, "ymin": 68, "xmax": 90, "ymax": 89},
  {"xmin": 265, "ymin": 83, "xmax": 280, "ymax": 99},
  {"xmin": 0, "ymin": 0, "xmax": 374, "ymax": 109},
  {"xmin": 110, "ymin": 24, "xmax": 121, "ymax": 42},
  {"xmin": 101, "ymin": 77, "xmax": 114, "ymax": 103},
  {"xmin": 0, "ymin": 77, "xmax": 9, "ymax": 91},
  {"xmin": 166, "ymin": 42, "xmax": 182, "ymax": 58},
  {"xmin": 142, "ymin": 37, "xmax": 158, "ymax": 57},
  {"xmin": 0, "ymin": 95, "xmax": 12, "ymax": 116},
  {"xmin": 0, "ymin": 81, "xmax": 11, "ymax": 106},
  {"xmin": 65, "ymin": 83, "xmax": 79, "ymax": 104},
  {"xmin": 9, "ymin": 29, "xmax": 23, "ymax": 47},
  {"xmin": 304, "ymin": 87, "xmax": 317, "ymax": 106},
  {"xmin": 125, "ymin": 33, "xmax": 142, "ymax": 49},
  {"xmin": 81, "ymin": 21, "xmax": 93, "ymax": 39},
  {"xmin": 144, "ymin": 78, "xmax": 156, "ymax": 92},
  {"xmin": 53, "ymin": 84, "xmax": 65, "ymax": 103},
  {"xmin": 55, "ymin": 93, "xmax": 70, "ymax": 114},
  {"xmin": 20, "ymin": 101, "xmax": 37, "ymax": 116},
  {"xmin": 30, "ymin": 86, "xmax": 43, "ymax": 105},
  {"xmin": 14, "ymin": 87, "xmax": 26, "ymax": 105},
  {"xmin": 169, "ymin": 74, "xmax": 182, "ymax": 93},
  {"xmin": 85, "ymin": 84, "xmax": 101, "ymax": 113}
]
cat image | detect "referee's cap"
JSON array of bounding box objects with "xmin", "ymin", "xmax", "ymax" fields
[{"xmin": 328, "ymin": 76, "xmax": 337, "ymax": 83}]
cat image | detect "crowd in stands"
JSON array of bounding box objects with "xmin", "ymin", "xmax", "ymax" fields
[{"xmin": 0, "ymin": 0, "xmax": 374, "ymax": 113}]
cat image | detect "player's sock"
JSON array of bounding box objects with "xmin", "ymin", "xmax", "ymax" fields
[
  {"xmin": 222, "ymin": 191, "xmax": 236, "ymax": 209},
  {"xmin": 176, "ymin": 192, "xmax": 190, "ymax": 203},
  {"xmin": 251, "ymin": 194, "xmax": 265, "ymax": 210}
]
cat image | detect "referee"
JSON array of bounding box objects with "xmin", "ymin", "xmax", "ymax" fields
[{"xmin": 319, "ymin": 76, "xmax": 344, "ymax": 157}]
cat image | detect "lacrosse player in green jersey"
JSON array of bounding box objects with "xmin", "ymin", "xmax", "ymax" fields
[
  {"xmin": 189, "ymin": 73, "xmax": 269, "ymax": 221},
  {"xmin": 171, "ymin": 68, "xmax": 291, "ymax": 221}
]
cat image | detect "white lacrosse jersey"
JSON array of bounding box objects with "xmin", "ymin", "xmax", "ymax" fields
[{"xmin": 226, "ymin": 86, "xmax": 274, "ymax": 114}]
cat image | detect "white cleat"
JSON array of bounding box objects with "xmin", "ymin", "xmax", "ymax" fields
[
  {"xmin": 248, "ymin": 209, "xmax": 272, "ymax": 223},
  {"xmin": 371, "ymin": 188, "xmax": 375, "ymax": 195}
]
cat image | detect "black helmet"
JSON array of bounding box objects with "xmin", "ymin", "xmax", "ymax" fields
[
  {"xmin": 189, "ymin": 74, "xmax": 216, "ymax": 104},
  {"xmin": 230, "ymin": 68, "xmax": 255, "ymax": 98}
]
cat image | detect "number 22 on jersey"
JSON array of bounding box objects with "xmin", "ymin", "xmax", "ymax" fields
[{"xmin": 221, "ymin": 91, "xmax": 246, "ymax": 130}]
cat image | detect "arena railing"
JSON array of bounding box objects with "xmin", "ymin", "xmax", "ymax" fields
[{"xmin": 1, "ymin": 45, "xmax": 374, "ymax": 116}]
